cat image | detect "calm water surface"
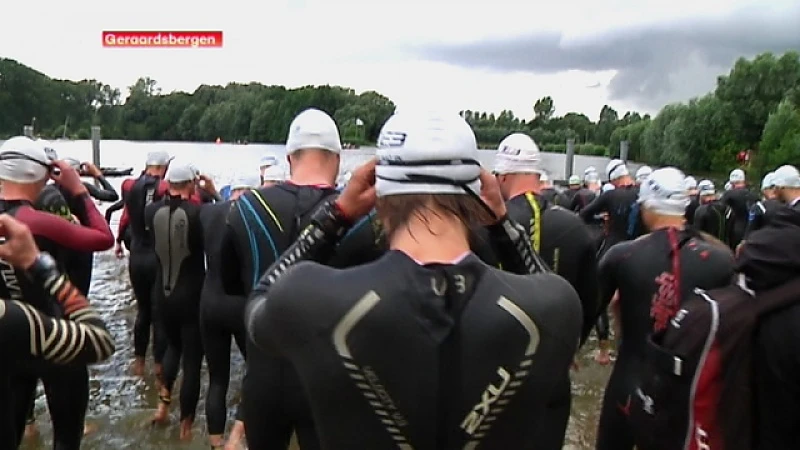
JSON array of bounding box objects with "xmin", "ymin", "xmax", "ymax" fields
[{"xmin": 18, "ymin": 140, "xmax": 615, "ymax": 449}]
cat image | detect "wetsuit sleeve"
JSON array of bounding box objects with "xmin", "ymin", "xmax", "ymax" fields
[
  {"xmin": 576, "ymin": 242, "xmax": 600, "ymax": 346},
  {"xmin": 579, "ymin": 193, "xmax": 607, "ymax": 223},
  {"xmin": 84, "ymin": 177, "xmax": 119, "ymax": 202},
  {"xmin": 484, "ymin": 215, "xmax": 545, "ymax": 275},
  {"xmin": 693, "ymin": 206, "xmax": 708, "ymax": 232},
  {"xmin": 328, "ymin": 209, "xmax": 385, "ymax": 268},
  {"xmin": 117, "ymin": 179, "xmax": 134, "ymax": 241},
  {"xmin": 1, "ymin": 268, "xmax": 115, "ymax": 364},
  {"xmin": 105, "ymin": 198, "xmax": 125, "ymax": 223},
  {"xmin": 245, "ymin": 198, "xmax": 355, "ymax": 352},
  {"xmin": 18, "ymin": 198, "xmax": 114, "ymax": 252},
  {"xmin": 596, "ymin": 245, "xmax": 623, "ymax": 313},
  {"xmin": 744, "ymin": 203, "xmax": 765, "ymax": 238}
]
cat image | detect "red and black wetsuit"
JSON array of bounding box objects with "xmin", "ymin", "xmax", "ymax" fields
[
  {"xmin": 0, "ymin": 193, "xmax": 114, "ymax": 450},
  {"xmin": 594, "ymin": 227, "xmax": 734, "ymax": 450}
]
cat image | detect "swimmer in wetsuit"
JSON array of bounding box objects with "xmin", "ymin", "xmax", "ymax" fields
[
  {"xmin": 720, "ymin": 168, "xmax": 759, "ymax": 249},
  {"xmin": 491, "ymin": 132, "xmax": 598, "ymax": 450},
  {"xmin": 245, "ymin": 111, "xmax": 582, "ymax": 450},
  {"xmin": 117, "ymin": 151, "xmax": 173, "ymax": 378},
  {"xmin": 537, "ymin": 171, "xmax": 559, "ymax": 203},
  {"xmin": 258, "ymin": 154, "xmax": 279, "ymax": 186},
  {"xmin": 683, "ymin": 176, "xmax": 700, "ymax": 225},
  {"xmin": 36, "ymin": 158, "xmax": 119, "ymax": 294},
  {"xmin": 200, "ymin": 174, "xmax": 261, "ymax": 449},
  {"xmin": 220, "ymin": 108, "xmax": 345, "ymax": 450},
  {"xmin": 744, "ymin": 171, "xmax": 784, "ymax": 240},
  {"xmin": 579, "ymin": 159, "xmax": 644, "ymax": 365},
  {"xmin": 634, "ymin": 165, "xmax": 652, "ymax": 185},
  {"xmin": 0, "ymin": 137, "xmax": 115, "ymax": 450},
  {"xmin": 693, "ymin": 180, "xmax": 733, "ymax": 244},
  {"xmin": 0, "ymin": 214, "xmax": 115, "ymax": 450},
  {"xmin": 594, "ymin": 168, "xmax": 735, "ymax": 450},
  {"xmin": 146, "ymin": 161, "xmax": 208, "ymax": 439}
]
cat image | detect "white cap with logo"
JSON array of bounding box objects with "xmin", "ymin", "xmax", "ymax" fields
[
  {"xmin": 684, "ymin": 176, "xmax": 698, "ymax": 191},
  {"xmin": 638, "ymin": 167, "xmax": 691, "ymax": 216},
  {"xmin": 492, "ymin": 133, "xmax": 542, "ymax": 175},
  {"xmin": 375, "ymin": 111, "xmax": 481, "ymax": 197},
  {"xmin": 761, "ymin": 171, "xmax": 776, "ymax": 190},
  {"xmin": 286, "ymin": 109, "xmax": 342, "ymax": 155},
  {"xmin": 697, "ymin": 179, "xmax": 715, "ymax": 196},
  {"xmin": 606, "ymin": 159, "xmax": 629, "ymax": 181},
  {"xmin": 729, "ymin": 168, "xmax": 745, "ymax": 183},
  {"xmin": 772, "ymin": 165, "xmax": 800, "ymax": 188},
  {"xmin": 0, "ymin": 136, "xmax": 55, "ymax": 183},
  {"xmin": 259, "ymin": 154, "xmax": 278, "ymax": 168},
  {"xmin": 262, "ymin": 165, "xmax": 286, "ymax": 182},
  {"xmin": 146, "ymin": 151, "xmax": 173, "ymax": 166},
  {"xmin": 165, "ymin": 160, "xmax": 197, "ymax": 183},
  {"xmin": 568, "ymin": 175, "xmax": 581, "ymax": 185},
  {"xmin": 635, "ymin": 165, "xmax": 652, "ymax": 183}
]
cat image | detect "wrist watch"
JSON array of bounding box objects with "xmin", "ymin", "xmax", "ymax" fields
[{"xmin": 24, "ymin": 252, "xmax": 59, "ymax": 286}]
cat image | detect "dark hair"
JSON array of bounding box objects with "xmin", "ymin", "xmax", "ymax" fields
[
  {"xmin": 376, "ymin": 194, "xmax": 493, "ymax": 241},
  {"xmin": 168, "ymin": 180, "xmax": 193, "ymax": 190}
]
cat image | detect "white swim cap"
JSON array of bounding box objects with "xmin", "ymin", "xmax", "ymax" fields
[
  {"xmin": 165, "ymin": 160, "xmax": 197, "ymax": 183},
  {"xmin": 585, "ymin": 172, "xmax": 600, "ymax": 183},
  {"xmin": 230, "ymin": 174, "xmax": 261, "ymax": 190},
  {"xmin": 724, "ymin": 181, "xmax": 732, "ymax": 191},
  {"xmin": 568, "ymin": 175, "xmax": 581, "ymax": 185},
  {"xmin": 635, "ymin": 165, "xmax": 652, "ymax": 183},
  {"xmin": 259, "ymin": 154, "xmax": 278, "ymax": 168},
  {"xmin": 683, "ymin": 176, "xmax": 698, "ymax": 191},
  {"xmin": 761, "ymin": 171, "xmax": 776, "ymax": 190},
  {"xmin": 492, "ymin": 133, "xmax": 542, "ymax": 175},
  {"xmin": 601, "ymin": 183, "xmax": 615, "ymax": 193},
  {"xmin": 539, "ymin": 171, "xmax": 550, "ymax": 183},
  {"xmin": 375, "ymin": 111, "xmax": 481, "ymax": 197},
  {"xmin": 638, "ymin": 167, "xmax": 690, "ymax": 216},
  {"xmin": 584, "ymin": 166, "xmax": 598, "ymax": 175},
  {"xmin": 262, "ymin": 165, "xmax": 286, "ymax": 182},
  {"xmin": 729, "ymin": 168, "xmax": 745, "ymax": 183},
  {"xmin": 286, "ymin": 108, "xmax": 342, "ymax": 155},
  {"xmin": 606, "ymin": 159, "xmax": 629, "ymax": 181},
  {"xmin": 697, "ymin": 179, "xmax": 715, "ymax": 196},
  {"xmin": 63, "ymin": 157, "xmax": 81, "ymax": 170},
  {"xmin": 772, "ymin": 165, "xmax": 800, "ymax": 188},
  {"xmin": 146, "ymin": 151, "xmax": 173, "ymax": 166},
  {"xmin": 0, "ymin": 136, "xmax": 54, "ymax": 183}
]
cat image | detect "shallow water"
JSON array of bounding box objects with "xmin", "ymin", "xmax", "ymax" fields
[{"xmin": 15, "ymin": 141, "xmax": 615, "ymax": 449}]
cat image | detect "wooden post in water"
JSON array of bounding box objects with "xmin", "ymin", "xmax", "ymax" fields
[
  {"xmin": 23, "ymin": 126, "xmax": 33, "ymax": 138},
  {"xmin": 620, "ymin": 140, "xmax": 630, "ymax": 162},
  {"xmin": 565, "ymin": 138, "xmax": 576, "ymax": 180}
]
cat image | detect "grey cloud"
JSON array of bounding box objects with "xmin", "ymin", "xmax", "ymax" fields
[{"xmin": 409, "ymin": 4, "xmax": 800, "ymax": 111}]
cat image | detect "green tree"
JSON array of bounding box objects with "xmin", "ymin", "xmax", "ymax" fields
[
  {"xmin": 533, "ymin": 96, "xmax": 555, "ymax": 122},
  {"xmin": 756, "ymin": 100, "xmax": 800, "ymax": 175}
]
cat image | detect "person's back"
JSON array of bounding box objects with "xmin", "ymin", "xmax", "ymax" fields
[
  {"xmin": 720, "ymin": 177, "xmax": 759, "ymax": 247},
  {"xmin": 694, "ymin": 200, "xmax": 732, "ymax": 244},
  {"xmin": 261, "ymin": 251, "xmax": 580, "ymax": 449}
]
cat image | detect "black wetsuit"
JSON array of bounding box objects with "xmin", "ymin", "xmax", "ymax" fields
[
  {"xmin": 244, "ymin": 199, "xmax": 582, "ymax": 450},
  {"xmin": 693, "ymin": 200, "xmax": 733, "ymax": 245},
  {"xmin": 36, "ymin": 178, "xmax": 118, "ymax": 294},
  {"xmin": 105, "ymin": 198, "xmax": 132, "ymax": 250},
  {"xmin": 556, "ymin": 189, "xmax": 578, "ymax": 208},
  {"xmin": 124, "ymin": 174, "xmax": 169, "ymax": 363},
  {"xmin": 221, "ymin": 183, "xmax": 340, "ymax": 450},
  {"xmin": 744, "ymin": 199, "xmax": 783, "ymax": 239},
  {"xmin": 0, "ymin": 195, "xmax": 114, "ymax": 450},
  {"xmin": 540, "ymin": 187, "xmax": 559, "ymax": 204},
  {"xmin": 0, "ymin": 271, "xmax": 114, "ymax": 450},
  {"xmin": 570, "ymin": 188, "xmax": 603, "ymax": 248},
  {"xmin": 594, "ymin": 227, "xmax": 735, "ymax": 450},
  {"xmin": 736, "ymin": 206, "xmax": 800, "ymax": 449},
  {"xmin": 578, "ymin": 184, "xmax": 643, "ymax": 342},
  {"xmin": 685, "ymin": 195, "xmax": 700, "ymax": 225},
  {"xmin": 199, "ymin": 200, "xmax": 248, "ymax": 436},
  {"xmin": 146, "ymin": 195, "xmax": 206, "ymax": 422},
  {"xmin": 720, "ymin": 187, "xmax": 759, "ymax": 249}
]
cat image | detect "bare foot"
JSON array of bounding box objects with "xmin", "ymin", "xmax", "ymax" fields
[
  {"xmin": 24, "ymin": 422, "xmax": 38, "ymax": 440},
  {"xmin": 179, "ymin": 418, "xmax": 193, "ymax": 441},
  {"xmin": 83, "ymin": 422, "xmax": 98, "ymax": 436},
  {"xmin": 131, "ymin": 357, "xmax": 145, "ymax": 377},
  {"xmin": 151, "ymin": 394, "xmax": 170, "ymax": 426},
  {"xmin": 225, "ymin": 420, "xmax": 246, "ymax": 450},
  {"xmin": 595, "ymin": 349, "xmax": 611, "ymax": 365}
]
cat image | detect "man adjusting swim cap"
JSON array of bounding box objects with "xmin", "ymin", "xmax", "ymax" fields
[{"xmin": 244, "ymin": 110, "xmax": 581, "ymax": 449}]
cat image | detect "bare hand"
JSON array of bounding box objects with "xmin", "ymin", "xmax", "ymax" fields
[
  {"xmin": 114, "ymin": 242, "xmax": 126, "ymax": 259},
  {"xmin": 82, "ymin": 162, "xmax": 102, "ymax": 178},
  {"xmin": 478, "ymin": 169, "xmax": 507, "ymax": 223},
  {"xmin": 0, "ymin": 214, "xmax": 40, "ymax": 269},
  {"xmin": 198, "ymin": 174, "xmax": 217, "ymax": 192},
  {"xmin": 335, "ymin": 159, "xmax": 377, "ymax": 220},
  {"xmin": 51, "ymin": 160, "xmax": 87, "ymax": 195}
]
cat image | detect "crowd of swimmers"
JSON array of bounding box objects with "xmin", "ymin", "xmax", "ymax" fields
[{"xmin": 0, "ymin": 106, "xmax": 798, "ymax": 450}]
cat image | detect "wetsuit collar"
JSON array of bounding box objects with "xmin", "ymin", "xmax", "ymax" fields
[
  {"xmin": 790, "ymin": 196, "xmax": 800, "ymax": 207},
  {"xmin": 409, "ymin": 251, "xmax": 471, "ymax": 266},
  {"xmin": 285, "ymin": 180, "xmax": 334, "ymax": 189}
]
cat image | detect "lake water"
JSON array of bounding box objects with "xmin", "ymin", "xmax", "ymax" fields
[{"xmin": 16, "ymin": 140, "xmax": 614, "ymax": 450}]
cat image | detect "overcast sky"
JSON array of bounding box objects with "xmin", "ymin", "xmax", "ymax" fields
[{"xmin": 2, "ymin": 0, "xmax": 799, "ymax": 121}]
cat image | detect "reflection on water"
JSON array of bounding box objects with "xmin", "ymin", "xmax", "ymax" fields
[{"xmin": 17, "ymin": 142, "xmax": 614, "ymax": 449}]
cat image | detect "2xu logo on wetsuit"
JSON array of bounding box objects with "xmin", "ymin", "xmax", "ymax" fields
[{"xmin": 0, "ymin": 237, "xmax": 22, "ymax": 301}]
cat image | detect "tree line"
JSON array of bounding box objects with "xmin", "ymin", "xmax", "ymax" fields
[{"xmin": 1, "ymin": 51, "xmax": 798, "ymax": 177}]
